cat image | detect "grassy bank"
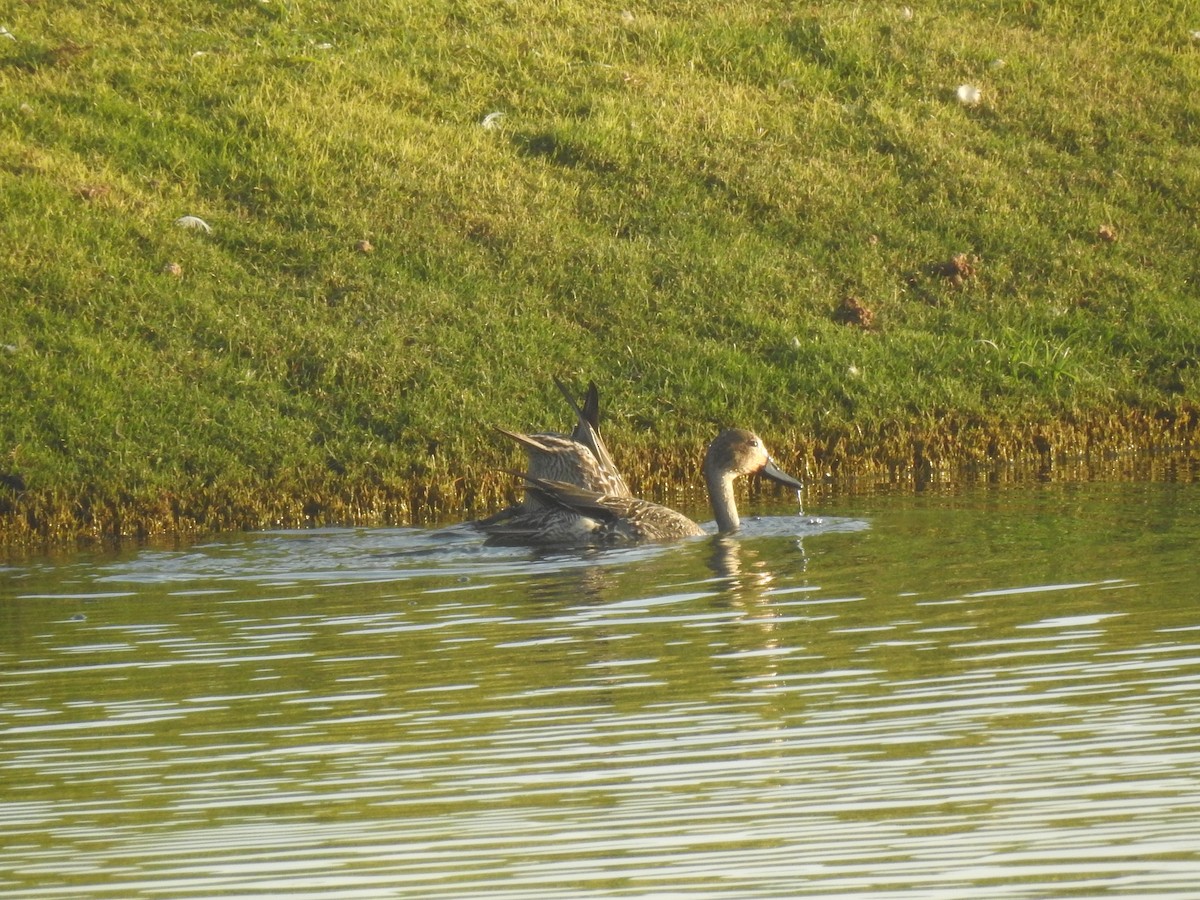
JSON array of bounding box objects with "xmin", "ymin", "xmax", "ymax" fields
[{"xmin": 2, "ymin": 1, "xmax": 1199, "ymax": 545}]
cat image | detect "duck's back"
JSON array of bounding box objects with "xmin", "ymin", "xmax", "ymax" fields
[{"xmin": 492, "ymin": 476, "xmax": 705, "ymax": 545}]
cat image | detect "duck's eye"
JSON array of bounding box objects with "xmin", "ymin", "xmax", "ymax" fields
[{"xmin": 748, "ymin": 438, "xmax": 760, "ymax": 447}]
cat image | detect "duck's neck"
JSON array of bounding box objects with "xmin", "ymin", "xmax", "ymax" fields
[{"xmin": 705, "ymin": 468, "xmax": 741, "ymax": 533}]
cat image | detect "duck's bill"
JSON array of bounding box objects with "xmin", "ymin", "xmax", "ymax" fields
[{"xmin": 760, "ymin": 458, "xmax": 804, "ymax": 490}]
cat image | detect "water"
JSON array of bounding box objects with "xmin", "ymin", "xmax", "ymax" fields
[{"xmin": 2, "ymin": 480, "xmax": 1199, "ymax": 898}]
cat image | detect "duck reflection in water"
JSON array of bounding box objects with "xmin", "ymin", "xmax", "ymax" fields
[{"xmin": 707, "ymin": 534, "xmax": 811, "ymax": 607}]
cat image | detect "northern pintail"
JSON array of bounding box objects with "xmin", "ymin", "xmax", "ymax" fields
[{"xmin": 480, "ymin": 428, "xmax": 803, "ymax": 546}]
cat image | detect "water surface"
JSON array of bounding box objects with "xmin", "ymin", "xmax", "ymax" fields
[{"xmin": 2, "ymin": 480, "xmax": 1199, "ymax": 898}]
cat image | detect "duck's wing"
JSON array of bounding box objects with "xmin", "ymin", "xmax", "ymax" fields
[
  {"xmin": 516, "ymin": 473, "xmax": 623, "ymax": 522},
  {"xmin": 495, "ymin": 427, "xmax": 608, "ymax": 497},
  {"xmin": 553, "ymin": 378, "xmax": 631, "ymax": 498},
  {"xmin": 517, "ymin": 474, "xmax": 705, "ymax": 542},
  {"xmin": 472, "ymin": 473, "xmax": 608, "ymax": 545},
  {"xmin": 494, "ymin": 428, "xmax": 565, "ymax": 457},
  {"xmin": 553, "ymin": 377, "xmax": 600, "ymax": 432}
]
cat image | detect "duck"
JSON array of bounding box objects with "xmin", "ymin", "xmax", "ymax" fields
[{"xmin": 479, "ymin": 428, "xmax": 803, "ymax": 546}]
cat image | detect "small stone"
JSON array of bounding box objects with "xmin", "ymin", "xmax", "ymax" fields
[
  {"xmin": 162, "ymin": 262, "xmax": 183, "ymax": 277},
  {"xmin": 1097, "ymin": 224, "xmax": 1118, "ymax": 243},
  {"xmin": 355, "ymin": 239, "xmax": 374, "ymax": 254}
]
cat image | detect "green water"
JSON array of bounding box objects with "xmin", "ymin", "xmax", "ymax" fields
[{"xmin": 2, "ymin": 480, "xmax": 1198, "ymax": 898}]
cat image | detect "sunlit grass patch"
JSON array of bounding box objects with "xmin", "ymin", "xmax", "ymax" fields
[{"xmin": 1, "ymin": 0, "xmax": 1198, "ymax": 543}]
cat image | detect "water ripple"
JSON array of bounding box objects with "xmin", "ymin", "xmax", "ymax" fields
[{"xmin": 2, "ymin": 485, "xmax": 1199, "ymax": 897}]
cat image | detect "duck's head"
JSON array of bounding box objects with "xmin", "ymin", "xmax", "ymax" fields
[{"xmin": 704, "ymin": 428, "xmax": 803, "ymax": 490}]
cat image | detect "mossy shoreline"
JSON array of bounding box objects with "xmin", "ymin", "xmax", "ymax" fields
[{"xmin": 3, "ymin": 405, "xmax": 1195, "ymax": 549}]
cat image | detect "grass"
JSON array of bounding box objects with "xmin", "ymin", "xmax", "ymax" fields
[{"xmin": 2, "ymin": 0, "xmax": 1199, "ymax": 544}]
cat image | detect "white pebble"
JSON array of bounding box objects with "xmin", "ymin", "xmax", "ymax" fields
[{"xmin": 956, "ymin": 83, "xmax": 982, "ymax": 106}]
